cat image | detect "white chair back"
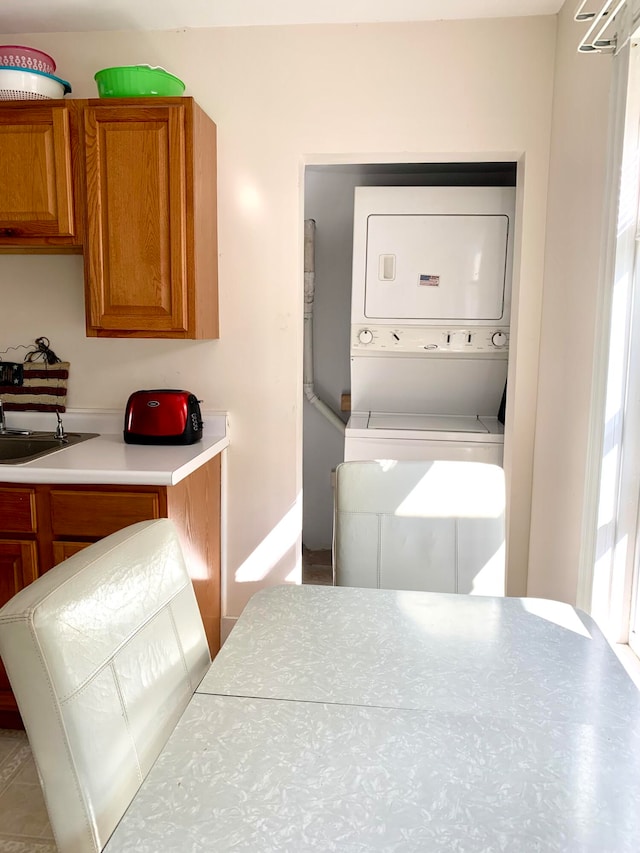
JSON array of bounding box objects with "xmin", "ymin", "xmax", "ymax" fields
[
  {"xmin": 0, "ymin": 518, "xmax": 211, "ymax": 853},
  {"xmin": 333, "ymin": 459, "xmax": 506, "ymax": 595}
]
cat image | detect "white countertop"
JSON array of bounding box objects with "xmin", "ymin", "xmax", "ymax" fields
[{"xmin": 0, "ymin": 409, "xmax": 228, "ymax": 486}]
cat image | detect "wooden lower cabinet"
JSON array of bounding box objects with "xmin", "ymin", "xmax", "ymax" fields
[
  {"xmin": 0, "ymin": 540, "xmax": 38, "ymax": 725},
  {"xmin": 0, "ymin": 456, "xmax": 221, "ymax": 728},
  {"xmin": 51, "ymin": 541, "xmax": 91, "ymax": 563}
]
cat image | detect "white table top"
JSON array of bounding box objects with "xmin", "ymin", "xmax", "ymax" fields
[
  {"xmin": 104, "ymin": 691, "xmax": 640, "ymax": 853},
  {"xmin": 105, "ymin": 586, "xmax": 640, "ymax": 852},
  {"xmin": 198, "ymin": 585, "xmax": 640, "ymax": 726}
]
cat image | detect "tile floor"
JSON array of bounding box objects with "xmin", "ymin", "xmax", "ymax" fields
[
  {"xmin": 301, "ymin": 546, "xmax": 333, "ymax": 586},
  {"xmin": 0, "ymin": 728, "xmax": 55, "ymax": 852},
  {"xmin": 0, "ymin": 549, "xmax": 332, "ymax": 850}
]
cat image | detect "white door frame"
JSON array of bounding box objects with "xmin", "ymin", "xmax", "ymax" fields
[{"xmin": 578, "ymin": 29, "xmax": 640, "ymax": 649}]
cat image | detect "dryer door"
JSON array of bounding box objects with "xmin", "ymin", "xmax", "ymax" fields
[{"xmin": 364, "ymin": 212, "xmax": 510, "ymax": 322}]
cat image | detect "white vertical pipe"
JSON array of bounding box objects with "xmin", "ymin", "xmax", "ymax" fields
[{"xmin": 303, "ymin": 219, "xmax": 345, "ymax": 435}]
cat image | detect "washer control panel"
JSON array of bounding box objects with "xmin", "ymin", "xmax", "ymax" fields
[{"xmin": 351, "ymin": 325, "xmax": 509, "ymax": 354}]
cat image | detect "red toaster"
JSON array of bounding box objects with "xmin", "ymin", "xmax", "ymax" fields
[{"xmin": 123, "ymin": 390, "xmax": 203, "ymax": 445}]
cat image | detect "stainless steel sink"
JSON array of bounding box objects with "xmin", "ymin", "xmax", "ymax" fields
[{"xmin": 0, "ymin": 432, "xmax": 99, "ymax": 464}]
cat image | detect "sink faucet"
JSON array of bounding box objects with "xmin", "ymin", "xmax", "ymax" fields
[
  {"xmin": 0, "ymin": 399, "xmax": 32, "ymax": 436},
  {"xmin": 54, "ymin": 410, "xmax": 67, "ymax": 441}
]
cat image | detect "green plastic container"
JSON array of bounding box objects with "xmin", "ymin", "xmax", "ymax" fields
[{"xmin": 94, "ymin": 65, "xmax": 185, "ymax": 98}]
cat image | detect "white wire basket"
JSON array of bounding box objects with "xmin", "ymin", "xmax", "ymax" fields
[{"xmin": 0, "ymin": 67, "xmax": 71, "ymax": 100}]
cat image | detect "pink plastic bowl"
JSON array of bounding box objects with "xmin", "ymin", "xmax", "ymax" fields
[{"xmin": 0, "ymin": 45, "xmax": 56, "ymax": 74}]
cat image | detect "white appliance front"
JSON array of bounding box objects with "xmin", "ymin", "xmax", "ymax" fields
[
  {"xmin": 352, "ymin": 186, "xmax": 516, "ymax": 328},
  {"xmin": 342, "ymin": 415, "xmax": 505, "ymax": 595},
  {"xmin": 343, "ymin": 183, "xmax": 514, "ymax": 597},
  {"xmin": 350, "ymin": 352, "xmax": 508, "ymax": 416},
  {"xmin": 344, "ymin": 412, "xmax": 504, "ymax": 466}
]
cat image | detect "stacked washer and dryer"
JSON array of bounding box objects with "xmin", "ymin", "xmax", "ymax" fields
[
  {"xmin": 346, "ymin": 185, "xmax": 515, "ymax": 461},
  {"xmin": 341, "ymin": 185, "xmax": 515, "ymax": 595}
]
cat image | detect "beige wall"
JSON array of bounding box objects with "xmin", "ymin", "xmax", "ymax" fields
[
  {"xmin": 527, "ymin": 3, "xmax": 612, "ymax": 603},
  {"xmin": 0, "ymin": 18, "xmax": 557, "ymax": 620}
]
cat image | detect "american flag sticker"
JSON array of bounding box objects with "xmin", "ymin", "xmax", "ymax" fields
[{"xmin": 419, "ymin": 274, "xmax": 440, "ymax": 287}]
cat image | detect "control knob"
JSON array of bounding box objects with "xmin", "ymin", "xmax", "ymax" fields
[
  {"xmin": 491, "ymin": 331, "xmax": 508, "ymax": 348},
  {"xmin": 358, "ymin": 328, "xmax": 374, "ymax": 345}
]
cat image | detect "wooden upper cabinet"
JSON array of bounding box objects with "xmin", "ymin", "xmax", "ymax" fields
[
  {"xmin": 0, "ymin": 101, "xmax": 82, "ymax": 250},
  {"xmin": 83, "ymin": 98, "xmax": 219, "ymax": 339}
]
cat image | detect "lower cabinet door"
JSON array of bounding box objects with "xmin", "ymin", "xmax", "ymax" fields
[
  {"xmin": 0, "ymin": 541, "xmax": 38, "ymax": 718},
  {"xmin": 52, "ymin": 541, "xmax": 91, "ymax": 564},
  {"xmin": 0, "ymin": 539, "xmax": 38, "ymax": 609}
]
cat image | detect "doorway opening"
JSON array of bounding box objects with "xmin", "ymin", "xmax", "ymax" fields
[{"xmin": 301, "ymin": 161, "xmax": 517, "ymax": 583}]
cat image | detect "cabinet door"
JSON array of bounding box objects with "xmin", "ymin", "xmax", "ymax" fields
[
  {"xmin": 50, "ymin": 488, "xmax": 161, "ymax": 538},
  {"xmin": 0, "ymin": 540, "xmax": 37, "ymax": 607},
  {"xmin": 0, "ymin": 487, "xmax": 36, "ymax": 534},
  {"xmin": 0, "ymin": 541, "xmax": 38, "ymax": 715},
  {"xmin": 52, "ymin": 541, "xmax": 90, "ymax": 564},
  {"xmin": 0, "ymin": 104, "xmax": 78, "ymax": 245},
  {"xmin": 83, "ymin": 102, "xmax": 190, "ymax": 337}
]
